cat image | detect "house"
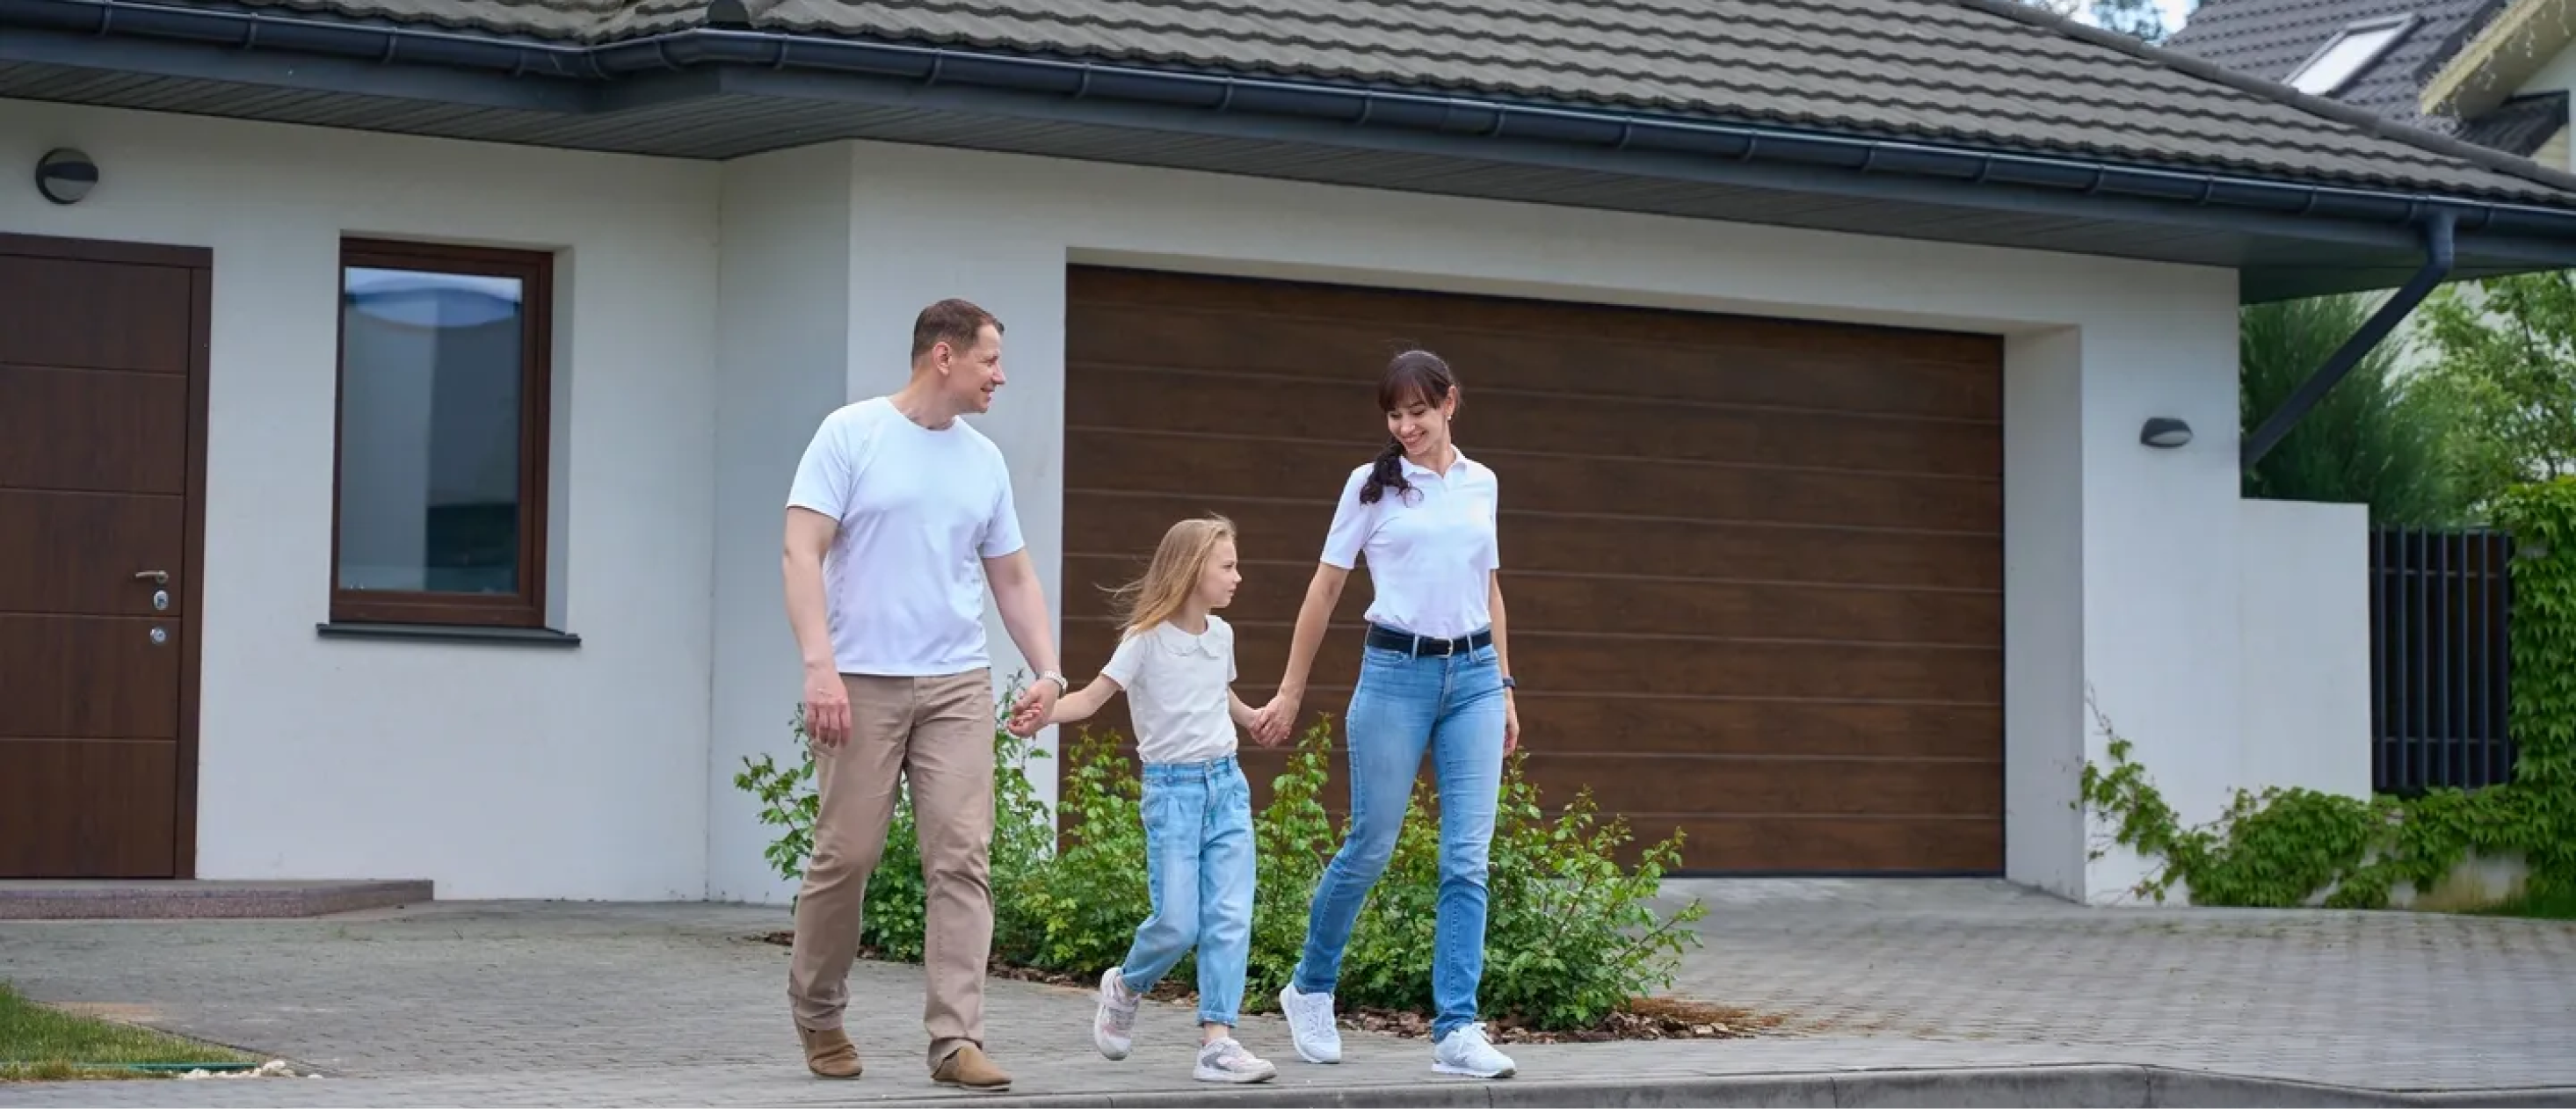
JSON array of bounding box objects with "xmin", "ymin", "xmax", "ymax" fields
[
  {"xmin": 2166, "ymin": 0, "xmax": 2576, "ymax": 169},
  {"xmin": 7, "ymin": 0, "xmax": 2576, "ymax": 908}
]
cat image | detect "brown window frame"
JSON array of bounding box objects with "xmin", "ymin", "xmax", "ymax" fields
[{"xmin": 328, "ymin": 237, "xmax": 555, "ymax": 630}]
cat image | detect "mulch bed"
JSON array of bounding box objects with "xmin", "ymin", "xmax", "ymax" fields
[{"xmin": 754, "ymin": 931, "xmax": 1774, "ymax": 1044}]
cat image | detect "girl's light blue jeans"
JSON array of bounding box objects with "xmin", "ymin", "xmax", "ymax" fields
[
  {"xmin": 1118, "ymin": 754, "xmax": 1257, "ymax": 1027},
  {"xmin": 1292, "ymin": 627, "xmax": 1507, "ymax": 1042}
]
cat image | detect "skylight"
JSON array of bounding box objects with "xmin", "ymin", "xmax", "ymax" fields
[{"xmin": 2285, "ymin": 15, "xmax": 2417, "ymax": 97}]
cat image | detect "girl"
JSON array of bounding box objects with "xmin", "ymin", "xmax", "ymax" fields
[
  {"xmin": 1252, "ymin": 349, "xmax": 1520, "ymax": 1079},
  {"xmin": 1041, "ymin": 514, "xmax": 1280, "ymax": 1085}
]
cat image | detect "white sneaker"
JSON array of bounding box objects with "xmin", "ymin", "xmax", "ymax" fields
[
  {"xmin": 1092, "ymin": 967, "xmax": 1137, "ymax": 1061},
  {"xmin": 1432, "ymin": 1021, "xmax": 1515, "ymax": 1078},
  {"xmin": 1193, "ymin": 1036, "xmax": 1278, "ymax": 1084},
  {"xmin": 1277, "ymin": 982, "xmax": 1342, "ymax": 1064}
]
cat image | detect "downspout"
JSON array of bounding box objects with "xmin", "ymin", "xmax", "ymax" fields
[{"xmin": 2239, "ymin": 208, "xmax": 2458, "ymax": 473}]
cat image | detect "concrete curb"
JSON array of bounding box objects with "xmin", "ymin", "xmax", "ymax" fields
[
  {"xmin": 911, "ymin": 1063, "xmax": 2576, "ymax": 1108},
  {"xmin": 0, "ymin": 880, "xmax": 434, "ymax": 920}
]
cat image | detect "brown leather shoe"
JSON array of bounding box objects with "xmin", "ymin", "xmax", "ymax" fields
[
  {"xmin": 796, "ymin": 1025, "xmax": 862, "ymax": 1079},
  {"xmin": 931, "ymin": 1045, "xmax": 1011, "ymax": 1092}
]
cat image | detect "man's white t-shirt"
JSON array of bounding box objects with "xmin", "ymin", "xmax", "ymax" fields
[
  {"xmin": 1319, "ymin": 453, "xmax": 1501, "ymax": 641},
  {"xmin": 1099, "ymin": 616, "xmax": 1239, "ymax": 765},
  {"xmin": 786, "ymin": 396, "xmax": 1024, "ymax": 677}
]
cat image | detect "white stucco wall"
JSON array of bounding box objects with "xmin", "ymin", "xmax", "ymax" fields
[
  {"xmin": 701, "ymin": 138, "xmax": 2257, "ymax": 905},
  {"xmin": 2239, "ymin": 498, "xmax": 2374, "ymax": 802},
  {"xmin": 0, "ymin": 100, "xmax": 723, "ymax": 900},
  {"xmin": 5, "ymin": 99, "xmax": 2295, "ymax": 905}
]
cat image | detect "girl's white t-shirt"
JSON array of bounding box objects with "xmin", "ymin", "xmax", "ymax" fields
[
  {"xmin": 1319, "ymin": 453, "xmax": 1501, "ymax": 640},
  {"xmin": 1100, "ymin": 615, "xmax": 1239, "ymax": 765}
]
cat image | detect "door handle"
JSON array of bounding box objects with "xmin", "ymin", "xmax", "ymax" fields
[{"xmin": 134, "ymin": 569, "xmax": 168, "ymax": 584}]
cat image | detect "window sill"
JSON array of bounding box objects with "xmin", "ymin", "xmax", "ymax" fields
[{"xmin": 316, "ymin": 621, "xmax": 582, "ymax": 648}]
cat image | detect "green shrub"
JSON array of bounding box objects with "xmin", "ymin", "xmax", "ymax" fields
[
  {"xmin": 736, "ymin": 702, "xmax": 1707, "ymax": 1031},
  {"xmin": 1000, "ymin": 727, "xmax": 1151, "ymax": 977},
  {"xmin": 730, "ymin": 693, "xmax": 1052, "ymax": 962}
]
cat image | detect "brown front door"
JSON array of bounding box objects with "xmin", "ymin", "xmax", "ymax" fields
[{"xmin": 0, "ymin": 233, "xmax": 209, "ymax": 879}]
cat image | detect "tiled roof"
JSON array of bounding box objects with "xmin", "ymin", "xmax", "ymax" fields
[
  {"xmin": 2459, "ymin": 91, "xmax": 2572, "ymax": 155},
  {"xmin": 2162, "ymin": 0, "xmax": 2507, "ymax": 133},
  {"xmin": 207, "ymin": 0, "xmax": 2576, "ymax": 206}
]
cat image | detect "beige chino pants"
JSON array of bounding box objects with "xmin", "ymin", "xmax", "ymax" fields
[{"xmin": 786, "ymin": 669, "xmax": 996, "ymax": 1070}]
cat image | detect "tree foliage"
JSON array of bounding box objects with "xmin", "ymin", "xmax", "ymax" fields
[
  {"xmin": 2019, "ymin": 0, "xmax": 2193, "ymax": 41},
  {"xmin": 2238, "ymin": 293, "xmax": 2462, "ymax": 526},
  {"xmin": 2416, "ymin": 273, "xmax": 2576, "ymax": 518},
  {"xmin": 2090, "ymin": 0, "xmax": 2173, "ymax": 40}
]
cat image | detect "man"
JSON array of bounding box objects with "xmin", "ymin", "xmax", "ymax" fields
[{"xmin": 780, "ymin": 298, "xmax": 1064, "ymax": 1093}]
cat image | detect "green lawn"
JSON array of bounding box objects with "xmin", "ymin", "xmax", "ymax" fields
[
  {"xmin": 2472, "ymin": 886, "xmax": 2576, "ymax": 921},
  {"xmin": 0, "ymin": 982, "xmax": 250, "ymax": 1081}
]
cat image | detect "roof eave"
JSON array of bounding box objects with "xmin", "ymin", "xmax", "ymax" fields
[
  {"xmin": 2423, "ymin": 0, "xmax": 2576, "ymax": 117},
  {"xmin": 12, "ymin": 0, "xmax": 2576, "ymax": 286}
]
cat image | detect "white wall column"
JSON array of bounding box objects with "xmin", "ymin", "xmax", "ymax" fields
[
  {"xmin": 2004, "ymin": 327, "xmax": 2087, "ymax": 900},
  {"xmin": 705, "ymin": 144, "xmax": 858, "ymax": 903}
]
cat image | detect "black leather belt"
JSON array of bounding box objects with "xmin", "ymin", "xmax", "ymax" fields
[{"xmin": 1366, "ymin": 624, "xmax": 1492, "ymax": 657}]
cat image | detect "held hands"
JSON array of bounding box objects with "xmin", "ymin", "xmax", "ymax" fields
[
  {"xmin": 1249, "ymin": 692, "xmax": 1300, "ymax": 747},
  {"xmin": 1245, "ymin": 690, "xmax": 1518, "ymax": 750},
  {"xmin": 1005, "ymin": 679, "xmax": 1059, "ymax": 738}
]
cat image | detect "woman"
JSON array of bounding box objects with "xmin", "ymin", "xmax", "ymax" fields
[{"xmin": 1251, "ymin": 348, "xmax": 1520, "ymax": 1080}]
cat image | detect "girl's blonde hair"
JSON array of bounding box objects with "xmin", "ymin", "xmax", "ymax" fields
[{"xmin": 1105, "ymin": 514, "xmax": 1237, "ymax": 637}]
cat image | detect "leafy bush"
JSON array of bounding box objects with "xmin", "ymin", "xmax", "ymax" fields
[
  {"xmin": 731, "ymin": 695, "xmax": 1052, "ymax": 963},
  {"xmin": 998, "ymin": 727, "xmax": 1151, "ymax": 977},
  {"xmin": 737, "ymin": 702, "xmax": 1707, "ymax": 1031}
]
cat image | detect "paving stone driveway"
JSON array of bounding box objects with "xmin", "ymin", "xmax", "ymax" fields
[{"xmin": 0, "ymin": 879, "xmax": 2570, "ymax": 1105}]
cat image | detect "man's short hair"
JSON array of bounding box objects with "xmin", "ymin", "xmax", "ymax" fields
[{"xmin": 911, "ymin": 298, "xmax": 1002, "ymax": 361}]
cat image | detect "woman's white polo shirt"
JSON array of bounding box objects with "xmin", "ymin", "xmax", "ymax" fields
[{"xmin": 1319, "ymin": 453, "xmax": 1501, "ymax": 641}]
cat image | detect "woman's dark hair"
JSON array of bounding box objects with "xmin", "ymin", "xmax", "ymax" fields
[{"xmin": 1359, "ymin": 349, "xmax": 1458, "ymax": 505}]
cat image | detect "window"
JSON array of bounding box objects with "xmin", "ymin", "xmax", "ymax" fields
[
  {"xmin": 330, "ymin": 238, "xmax": 553, "ymax": 628},
  {"xmin": 2284, "ymin": 16, "xmax": 2415, "ymax": 97}
]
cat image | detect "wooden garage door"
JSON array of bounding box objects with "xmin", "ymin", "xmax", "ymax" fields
[{"xmin": 1061, "ymin": 266, "xmax": 2002, "ymax": 874}]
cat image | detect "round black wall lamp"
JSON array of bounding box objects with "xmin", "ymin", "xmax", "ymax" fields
[
  {"xmin": 2139, "ymin": 417, "xmax": 2195, "ymax": 449},
  {"xmin": 35, "ymin": 149, "xmax": 99, "ymax": 205}
]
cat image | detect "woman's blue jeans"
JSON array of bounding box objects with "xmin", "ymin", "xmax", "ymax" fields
[{"xmin": 1291, "ymin": 628, "xmax": 1507, "ymax": 1042}]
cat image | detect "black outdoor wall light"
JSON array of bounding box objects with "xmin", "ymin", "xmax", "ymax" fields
[
  {"xmin": 35, "ymin": 148, "xmax": 98, "ymax": 205},
  {"xmin": 2139, "ymin": 417, "xmax": 2194, "ymax": 449}
]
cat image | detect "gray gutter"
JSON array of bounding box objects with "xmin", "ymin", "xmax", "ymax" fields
[{"xmin": 15, "ymin": 0, "xmax": 2576, "ymax": 247}]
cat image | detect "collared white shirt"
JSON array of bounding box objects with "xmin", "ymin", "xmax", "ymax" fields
[
  {"xmin": 1319, "ymin": 452, "xmax": 1500, "ymax": 640},
  {"xmin": 1099, "ymin": 616, "xmax": 1240, "ymax": 765}
]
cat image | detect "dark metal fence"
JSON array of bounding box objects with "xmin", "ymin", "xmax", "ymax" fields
[{"xmin": 2369, "ymin": 527, "xmax": 2515, "ymax": 794}]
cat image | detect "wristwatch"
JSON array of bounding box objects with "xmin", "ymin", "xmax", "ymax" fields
[
  {"xmin": 1499, "ymin": 676, "xmax": 1517, "ymax": 691},
  {"xmin": 1039, "ymin": 670, "xmax": 1070, "ymax": 693}
]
